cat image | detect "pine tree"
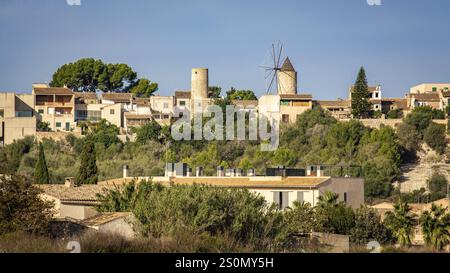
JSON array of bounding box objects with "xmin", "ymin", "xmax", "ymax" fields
[
  {"xmin": 34, "ymin": 142, "xmax": 49, "ymax": 184},
  {"xmin": 75, "ymin": 140, "xmax": 98, "ymax": 185},
  {"xmin": 351, "ymin": 67, "xmax": 372, "ymax": 118}
]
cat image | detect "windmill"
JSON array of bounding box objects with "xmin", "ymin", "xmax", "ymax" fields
[{"xmin": 260, "ymin": 41, "xmax": 297, "ymax": 95}]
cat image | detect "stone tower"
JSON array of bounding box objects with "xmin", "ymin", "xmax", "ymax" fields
[
  {"xmin": 191, "ymin": 68, "xmax": 209, "ymax": 99},
  {"xmin": 277, "ymin": 57, "xmax": 297, "ymax": 95}
]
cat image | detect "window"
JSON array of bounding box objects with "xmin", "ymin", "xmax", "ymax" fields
[
  {"xmin": 375, "ymin": 92, "xmax": 379, "ymax": 98},
  {"xmin": 163, "ymin": 114, "xmax": 170, "ymax": 119},
  {"xmin": 282, "ymin": 114, "xmax": 289, "ymax": 123},
  {"xmin": 65, "ymin": 122, "xmax": 70, "ymax": 131},
  {"xmin": 163, "ymin": 103, "xmax": 169, "ymax": 109},
  {"xmin": 280, "ymin": 100, "xmax": 290, "ymax": 106},
  {"xmin": 297, "ymin": 191, "xmax": 304, "ymax": 203},
  {"xmin": 154, "ymin": 114, "xmax": 161, "ymax": 119},
  {"xmin": 15, "ymin": 111, "xmax": 32, "ymax": 117},
  {"xmin": 56, "ymin": 122, "xmax": 61, "ymax": 128},
  {"xmin": 110, "ymin": 109, "xmax": 115, "ymax": 115},
  {"xmin": 273, "ymin": 191, "xmax": 289, "ymax": 210},
  {"xmin": 87, "ymin": 110, "xmax": 101, "ymax": 122},
  {"xmin": 344, "ymin": 192, "xmax": 348, "ymax": 203},
  {"xmin": 0, "ymin": 109, "xmax": 3, "ymax": 118},
  {"xmin": 38, "ymin": 109, "xmax": 44, "ymax": 114},
  {"xmin": 179, "ymin": 101, "xmax": 186, "ymax": 106},
  {"xmin": 432, "ymin": 87, "xmax": 437, "ymax": 92}
]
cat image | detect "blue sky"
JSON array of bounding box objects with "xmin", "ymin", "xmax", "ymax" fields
[{"xmin": 1, "ymin": 0, "xmax": 450, "ymax": 99}]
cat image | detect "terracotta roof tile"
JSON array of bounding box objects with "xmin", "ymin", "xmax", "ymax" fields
[
  {"xmin": 33, "ymin": 87, "xmax": 73, "ymax": 95},
  {"xmin": 316, "ymin": 100, "xmax": 351, "ymax": 108},
  {"xmin": 102, "ymin": 92, "xmax": 133, "ymax": 102},
  {"xmin": 81, "ymin": 212, "xmax": 132, "ymax": 226},
  {"xmin": 175, "ymin": 91, "xmax": 191, "ymax": 99},
  {"xmin": 279, "ymin": 94, "xmax": 312, "ymax": 100},
  {"xmin": 38, "ymin": 184, "xmax": 115, "ymax": 202}
]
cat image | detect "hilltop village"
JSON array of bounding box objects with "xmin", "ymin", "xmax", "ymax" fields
[
  {"xmin": 2, "ymin": 58, "xmax": 450, "ymax": 252},
  {"xmin": 2, "ymin": 58, "xmax": 450, "ymax": 145}
]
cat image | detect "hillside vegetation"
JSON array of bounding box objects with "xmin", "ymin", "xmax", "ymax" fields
[{"xmin": 0, "ymin": 106, "xmax": 447, "ymax": 200}]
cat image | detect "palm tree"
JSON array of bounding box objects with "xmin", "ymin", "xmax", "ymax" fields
[
  {"xmin": 384, "ymin": 201, "xmax": 416, "ymax": 247},
  {"xmin": 317, "ymin": 191, "xmax": 339, "ymax": 208},
  {"xmin": 419, "ymin": 204, "xmax": 450, "ymax": 251}
]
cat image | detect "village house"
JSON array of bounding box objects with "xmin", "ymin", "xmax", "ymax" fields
[
  {"xmin": 33, "ymin": 84, "xmax": 76, "ymax": 132},
  {"xmin": 0, "ymin": 92, "xmax": 36, "ymax": 145},
  {"xmin": 104, "ymin": 163, "xmax": 365, "ymax": 210}
]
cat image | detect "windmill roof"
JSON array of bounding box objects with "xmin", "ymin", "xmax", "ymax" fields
[{"xmin": 281, "ymin": 57, "xmax": 295, "ymax": 72}]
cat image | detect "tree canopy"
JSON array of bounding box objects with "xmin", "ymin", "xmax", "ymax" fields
[
  {"xmin": 50, "ymin": 58, "xmax": 157, "ymax": 96},
  {"xmin": 351, "ymin": 67, "xmax": 371, "ymax": 118},
  {"xmin": 226, "ymin": 87, "xmax": 257, "ymax": 100}
]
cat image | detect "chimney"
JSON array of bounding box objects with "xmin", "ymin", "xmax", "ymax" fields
[
  {"xmin": 196, "ymin": 167, "xmax": 204, "ymax": 177},
  {"xmin": 217, "ymin": 166, "xmax": 224, "ymax": 177},
  {"xmin": 64, "ymin": 177, "xmax": 76, "ymax": 188},
  {"xmin": 316, "ymin": 165, "xmax": 323, "ymax": 177},
  {"xmin": 247, "ymin": 168, "xmax": 256, "ymax": 177},
  {"xmin": 123, "ymin": 165, "xmax": 129, "ymax": 178}
]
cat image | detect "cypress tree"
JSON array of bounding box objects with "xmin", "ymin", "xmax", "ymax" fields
[
  {"xmin": 34, "ymin": 142, "xmax": 49, "ymax": 184},
  {"xmin": 75, "ymin": 140, "xmax": 98, "ymax": 185},
  {"xmin": 351, "ymin": 67, "xmax": 372, "ymax": 118}
]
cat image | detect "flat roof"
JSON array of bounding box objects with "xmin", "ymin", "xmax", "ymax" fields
[{"xmin": 153, "ymin": 176, "xmax": 331, "ymax": 189}]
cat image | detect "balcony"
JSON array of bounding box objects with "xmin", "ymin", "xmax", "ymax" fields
[{"xmin": 44, "ymin": 101, "xmax": 73, "ymax": 107}]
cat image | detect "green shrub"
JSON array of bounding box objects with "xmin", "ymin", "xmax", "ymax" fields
[{"xmin": 424, "ymin": 123, "xmax": 447, "ymax": 154}]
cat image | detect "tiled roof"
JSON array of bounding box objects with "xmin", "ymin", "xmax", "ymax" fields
[
  {"xmin": 175, "ymin": 91, "xmax": 191, "ymax": 99},
  {"xmin": 316, "ymin": 100, "xmax": 351, "ymax": 108},
  {"xmin": 281, "ymin": 57, "xmax": 295, "ymax": 72},
  {"xmin": 280, "ymin": 94, "xmax": 313, "ymax": 100},
  {"xmin": 74, "ymin": 92, "xmax": 98, "ymax": 104},
  {"xmin": 81, "ymin": 212, "xmax": 132, "ymax": 227},
  {"xmin": 33, "ymin": 87, "xmax": 73, "ymax": 95},
  {"xmin": 133, "ymin": 98, "xmax": 151, "ymax": 106},
  {"xmin": 124, "ymin": 113, "xmax": 152, "ymax": 120},
  {"xmin": 102, "ymin": 92, "xmax": 133, "ymax": 102},
  {"xmin": 382, "ymin": 98, "xmax": 408, "ymax": 109},
  {"xmin": 410, "ymin": 93, "xmax": 439, "ymax": 101},
  {"xmin": 349, "ymin": 86, "xmax": 378, "ymax": 93},
  {"xmin": 38, "ymin": 184, "xmax": 115, "ymax": 202}
]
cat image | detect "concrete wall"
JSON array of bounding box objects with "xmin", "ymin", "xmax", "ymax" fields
[
  {"xmin": 410, "ymin": 83, "xmax": 450, "ymax": 94},
  {"xmin": 2, "ymin": 116, "xmax": 36, "ymax": 144},
  {"xmin": 252, "ymin": 188, "xmax": 320, "ymax": 209},
  {"xmin": 60, "ymin": 203, "xmax": 98, "ymax": 220},
  {"xmin": 280, "ymin": 104, "xmax": 312, "ymax": 123},
  {"xmin": 97, "ymin": 217, "xmax": 136, "ymax": 239},
  {"xmin": 320, "ymin": 178, "xmax": 365, "ymax": 209},
  {"xmin": 0, "ymin": 93, "xmax": 36, "ymax": 145}
]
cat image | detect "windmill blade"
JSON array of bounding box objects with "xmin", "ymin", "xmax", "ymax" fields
[
  {"xmin": 265, "ymin": 70, "xmax": 275, "ymax": 80},
  {"xmin": 272, "ymin": 43, "xmax": 277, "ymax": 69},
  {"xmin": 267, "ymin": 72, "xmax": 277, "ymax": 94},
  {"xmin": 276, "ymin": 42, "xmax": 283, "ymax": 69}
]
